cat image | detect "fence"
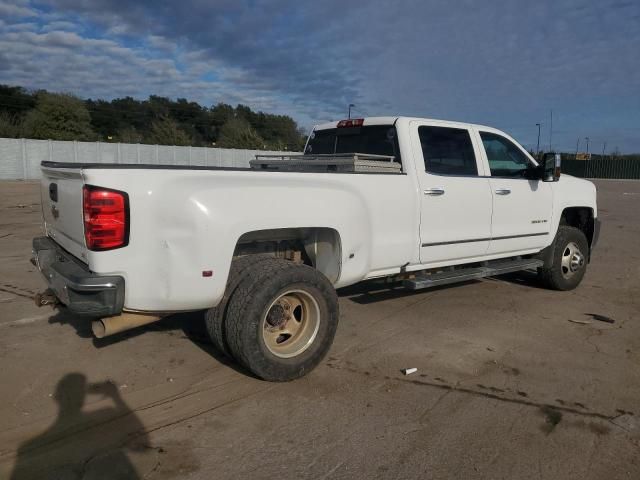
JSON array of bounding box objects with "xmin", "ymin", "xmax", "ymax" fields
[
  {"xmin": 0, "ymin": 138, "xmax": 294, "ymax": 180},
  {"xmin": 562, "ymin": 157, "xmax": 640, "ymax": 180}
]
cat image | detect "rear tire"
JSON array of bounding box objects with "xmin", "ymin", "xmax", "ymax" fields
[
  {"xmin": 205, "ymin": 254, "xmax": 273, "ymax": 356},
  {"xmin": 225, "ymin": 258, "xmax": 339, "ymax": 381},
  {"xmin": 538, "ymin": 226, "xmax": 589, "ymax": 291}
]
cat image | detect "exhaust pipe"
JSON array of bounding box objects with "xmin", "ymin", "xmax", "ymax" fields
[{"xmin": 92, "ymin": 312, "xmax": 164, "ymax": 338}]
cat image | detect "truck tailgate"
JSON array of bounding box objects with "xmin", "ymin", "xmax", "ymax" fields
[{"xmin": 40, "ymin": 166, "xmax": 88, "ymax": 262}]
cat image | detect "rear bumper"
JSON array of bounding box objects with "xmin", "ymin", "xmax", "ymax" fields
[{"xmin": 32, "ymin": 237, "xmax": 124, "ymax": 317}]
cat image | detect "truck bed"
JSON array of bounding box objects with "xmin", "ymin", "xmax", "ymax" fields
[{"xmin": 39, "ymin": 158, "xmax": 416, "ymax": 311}]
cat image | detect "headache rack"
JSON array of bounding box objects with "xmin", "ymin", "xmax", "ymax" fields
[{"xmin": 250, "ymin": 153, "xmax": 402, "ymax": 173}]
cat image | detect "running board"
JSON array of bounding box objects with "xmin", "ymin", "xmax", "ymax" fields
[{"xmin": 403, "ymin": 258, "xmax": 544, "ymax": 291}]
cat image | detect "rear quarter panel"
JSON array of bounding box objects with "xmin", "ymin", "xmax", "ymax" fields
[{"xmin": 82, "ymin": 168, "xmax": 419, "ymax": 311}]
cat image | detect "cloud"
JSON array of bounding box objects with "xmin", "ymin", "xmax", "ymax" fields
[
  {"xmin": 0, "ymin": 24, "xmax": 307, "ymax": 121},
  {"xmin": 0, "ymin": 1, "xmax": 37, "ymax": 18},
  {"xmin": 146, "ymin": 35, "xmax": 176, "ymax": 54},
  {"xmin": 0, "ymin": 0, "xmax": 639, "ymax": 150},
  {"xmin": 41, "ymin": 20, "xmax": 78, "ymax": 32},
  {"xmin": 35, "ymin": 0, "xmax": 365, "ymax": 118}
]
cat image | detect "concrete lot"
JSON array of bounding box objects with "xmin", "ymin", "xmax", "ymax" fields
[{"xmin": 0, "ymin": 179, "xmax": 639, "ymax": 479}]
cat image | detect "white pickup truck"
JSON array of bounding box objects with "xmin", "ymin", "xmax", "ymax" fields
[{"xmin": 33, "ymin": 116, "xmax": 600, "ymax": 381}]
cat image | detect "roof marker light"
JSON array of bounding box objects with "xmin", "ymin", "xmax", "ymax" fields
[{"xmin": 337, "ymin": 118, "xmax": 364, "ymax": 128}]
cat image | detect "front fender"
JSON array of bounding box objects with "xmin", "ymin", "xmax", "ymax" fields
[{"xmin": 549, "ymin": 175, "xmax": 597, "ymax": 238}]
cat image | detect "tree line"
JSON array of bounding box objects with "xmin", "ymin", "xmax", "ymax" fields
[{"xmin": 0, "ymin": 84, "xmax": 307, "ymax": 150}]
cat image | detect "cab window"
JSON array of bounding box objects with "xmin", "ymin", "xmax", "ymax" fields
[
  {"xmin": 480, "ymin": 132, "xmax": 532, "ymax": 177},
  {"xmin": 418, "ymin": 126, "xmax": 478, "ymax": 176},
  {"xmin": 305, "ymin": 125, "xmax": 401, "ymax": 166}
]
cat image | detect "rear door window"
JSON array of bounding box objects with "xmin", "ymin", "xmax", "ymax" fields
[{"xmin": 418, "ymin": 126, "xmax": 478, "ymax": 176}]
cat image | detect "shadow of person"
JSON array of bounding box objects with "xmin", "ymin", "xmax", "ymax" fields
[{"xmin": 11, "ymin": 373, "xmax": 151, "ymax": 479}]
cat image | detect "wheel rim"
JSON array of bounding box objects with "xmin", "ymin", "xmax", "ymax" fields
[
  {"xmin": 560, "ymin": 241, "xmax": 585, "ymax": 279},
  {"xmin": 262, "ymin": 289, "xmax": 320, "ymax": 358}
]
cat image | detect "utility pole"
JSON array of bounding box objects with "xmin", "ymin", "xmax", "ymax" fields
[
  {"xmin": 549, "ymin": 109, "xmax": 553, "ymax": 151},
  {"xmin": 348, "ymin": 104, "xmax": 355, "ymax": 119},
  {"xmin": 536, "ymin": 123, "xmax": 541, "ymax": 155},
  {"xmin": 575, "ymin": 137, "xmax": 580, "ymax": 156},
  {"xmin": 602, "ymin": 142, "xmax": 606, "ymax": 159},
  {"xmin": 585, "ymin": 137, "xmax": 590, "ymax": 155}
]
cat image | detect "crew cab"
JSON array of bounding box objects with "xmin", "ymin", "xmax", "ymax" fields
[{"xmin": 33, "ymin": 117, "xmax": 600, "ymax": 381}]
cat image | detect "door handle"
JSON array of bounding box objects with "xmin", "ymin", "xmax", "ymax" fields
[
  {"xmin": 424, "ymin": 188, "xmax": 445, "ymax": 196},
  {"xmin": 495, "ymin": 188, "xmax": 511, "ymax": 195}
]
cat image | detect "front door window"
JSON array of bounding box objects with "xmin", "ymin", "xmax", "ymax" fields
[{"xmin": 480, "ymin": 132, "xmax": 532, "ymax": 177}]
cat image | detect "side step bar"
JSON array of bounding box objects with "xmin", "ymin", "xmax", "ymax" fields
[{"xmin": 403, "ymin": 258, "xmax": 544, "ymax": 291}]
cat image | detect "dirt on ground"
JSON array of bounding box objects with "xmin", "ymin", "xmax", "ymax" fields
[{"xmin": 0, "ymin": 179, "xmax": 639, "ymax": 479}]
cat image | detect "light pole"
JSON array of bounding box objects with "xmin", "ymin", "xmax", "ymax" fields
[
  {"xmin": 549, "ymin": 109, "xmax": 553, "ymax": 152},
  {"xmin": 576, "ymin": 137, "xmax": 580, "ymax": 156},
  {"xmin": 348, "ymin": 104, "xmax": 355, "ymax": 119},
  {"xmin": 535, "ymin": 123, "xmax": 541, "ymax": 155},
  {"xmin": 585, "ymin": 137, "xmax": 590, "ymax": 155}
]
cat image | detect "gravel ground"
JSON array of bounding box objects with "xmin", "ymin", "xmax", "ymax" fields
[{"xmin": 0, "ymin": 179, "xmax": 639, "ymax": 479}]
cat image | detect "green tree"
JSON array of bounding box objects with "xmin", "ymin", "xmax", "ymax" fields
[
  {"xmin": 22, "ymin": 92, "xmax": 95, "ymax": 140},
  {"xmin": 216, "ymin": 117, "xmax": 265, "ymax": 149},
  {"xmin": 0, "ymin": 85, "xmax": 36, "ymax": 118},
  {"xmin": 209, "ymin": 103, "xmax": 235, "ymax": 141},
  {"xmin": 0, "ymin": 83, "xmax": 307, "ymax": 149},
  {"xmin": 172, "ymin": 97, "xmax": 210, "ymax": 144},
  {"xmin": 116, "ymin": 126, "xmax": 144, "ymax": 143},
  {"xmin": 146, "ymin": 116, "xmax": 192, "ymax": 146},
  {"xmin": 0, "ymin": 111, "xmax": 23, "ymax": 138}
]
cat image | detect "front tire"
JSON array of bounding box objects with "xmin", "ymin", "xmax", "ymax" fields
[
  {"xmin": 538, "ymin": 226, "xmax": 589, "ymax": 290},
  {"xmin": 224, "ymin": 258, "xmax": 339, "ymax": 381}
]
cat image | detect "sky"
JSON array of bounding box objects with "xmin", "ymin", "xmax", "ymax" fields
[{"xmin": 0, "ymin": 0, "xmax": 639, "ymax": 152}]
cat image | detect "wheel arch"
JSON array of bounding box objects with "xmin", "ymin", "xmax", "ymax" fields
[
  {"xmin": 233, "ymin": 227, "xmax": 342, "ymax": 284},
  {"xmin": 559, "ymin": 206, "xmax": 595, "ymax": 248},
  {"xmin": 536, "ymin": 206, "xmax": 595, "ymax": 267}
]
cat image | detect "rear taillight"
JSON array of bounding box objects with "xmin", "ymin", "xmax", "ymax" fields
[{"xmin": 83, "ymin": 185, "xmax": 129, "ymax": 251}]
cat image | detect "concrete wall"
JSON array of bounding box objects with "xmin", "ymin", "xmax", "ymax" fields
[{"xmin": 0, "ymin": 138, "xmax": 294, "ymax": 180}]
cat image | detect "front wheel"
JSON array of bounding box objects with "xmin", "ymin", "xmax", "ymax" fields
[
  {"xmin": 538, "ymin": 226, "xmax": 589, "ymax": 290},
  {"xmin": 224, "ymin": 258, "xmax": 339, "ymax": 381}
]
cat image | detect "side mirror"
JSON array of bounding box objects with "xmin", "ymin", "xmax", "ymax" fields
[{"xmin": 541, "ymin": 152, "xmax": 561, "ymax": 182}]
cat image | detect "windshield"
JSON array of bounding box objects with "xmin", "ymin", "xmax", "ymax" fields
[{"xmin": 304, "ymin": 125, "xmax": 401, "ymax": 165}]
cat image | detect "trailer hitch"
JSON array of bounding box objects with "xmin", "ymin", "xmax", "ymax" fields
[{"xmin": 35, "ymin": 289, "xmax": 60, "ymax": 307}]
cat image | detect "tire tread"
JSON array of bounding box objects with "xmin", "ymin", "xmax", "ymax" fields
[
  {"xmin": 225, "ymin": 258, "xmax": 339, "ymax": 381},
  {"xmin": 205, "ymin": 254, "xmax": 273, "ymax": 355}
]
